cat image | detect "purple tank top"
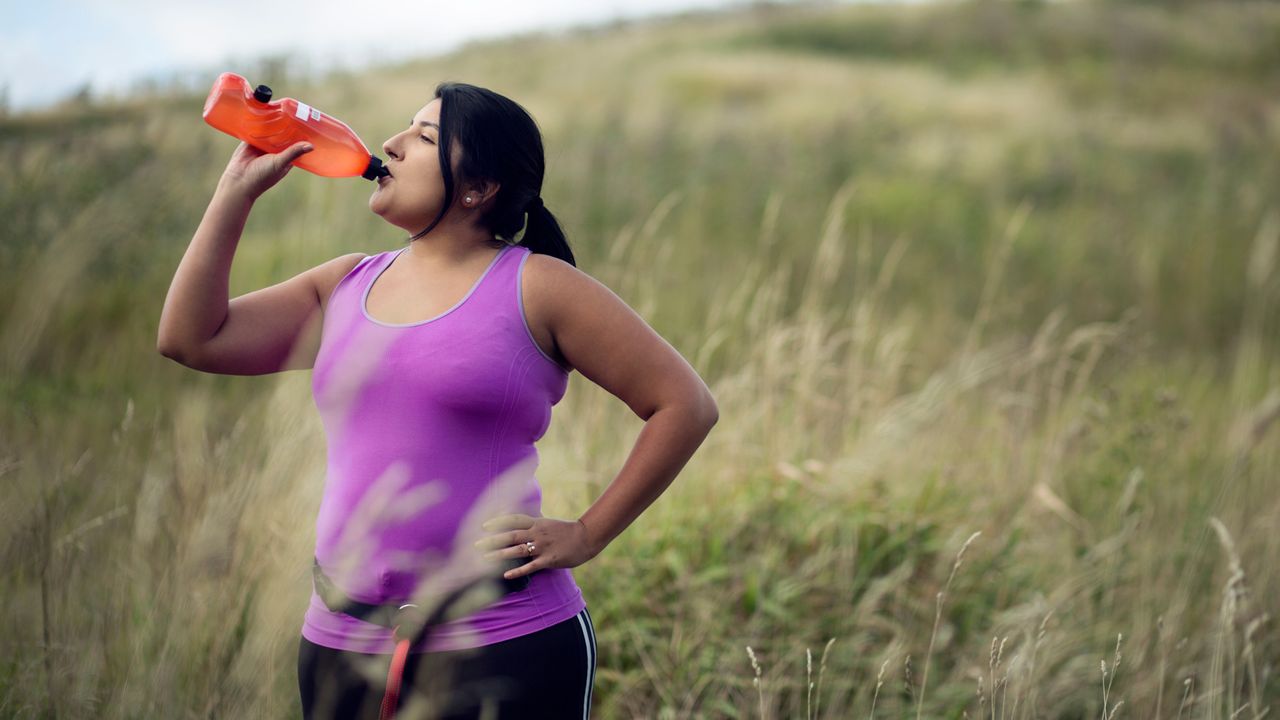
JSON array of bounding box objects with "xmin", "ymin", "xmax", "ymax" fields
[{"xmin": 301, "ymin": 243, "xmax": 584, "ymax": 654}]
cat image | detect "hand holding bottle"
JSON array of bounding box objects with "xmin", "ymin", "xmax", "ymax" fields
[{"xmin": 218, "ymin": 140, "xmax": 315, "ymax": 201}]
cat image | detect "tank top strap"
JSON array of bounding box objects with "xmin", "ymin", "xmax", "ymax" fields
[
  {"xmin": 462, "ymin": 242, "xmax": 524, "ymax": 310},
  {"xmin": 321, "ymin": 250, "xmax": 393, "ymax": 328},
  {"xmin": 328, "ymin": 244, "xmax": 535, "ymax": 335}
]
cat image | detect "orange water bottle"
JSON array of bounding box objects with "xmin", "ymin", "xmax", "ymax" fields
[{"xmin": 202, "ymin": 72, "xmax": 389, "ymax": 181}]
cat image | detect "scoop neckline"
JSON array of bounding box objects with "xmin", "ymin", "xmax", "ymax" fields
[{"xmin": 361, "ymin": 244, "xmax": 512, "ymax": 328}]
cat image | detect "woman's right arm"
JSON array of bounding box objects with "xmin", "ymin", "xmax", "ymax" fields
[{"xmin": 156, "ymin": 141, "xmax": 363, "ymax": 375}]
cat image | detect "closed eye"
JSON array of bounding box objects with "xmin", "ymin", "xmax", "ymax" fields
[{"xmin": 421, "ymin": 136, "xmax": 434, "ymax": 143}]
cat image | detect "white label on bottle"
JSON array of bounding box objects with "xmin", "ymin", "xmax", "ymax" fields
[
  {"xmin": 310, "ymin": 108, "xmax": 322, "ymax": 121},
  {"xmin": 295, "ymin": 101, "xmax": 312, "ymax": 121}
]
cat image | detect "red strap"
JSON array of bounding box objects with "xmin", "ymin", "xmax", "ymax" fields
[{"xmin": 379, "ymin": 633, "xmax": 412, "ymax": 720}]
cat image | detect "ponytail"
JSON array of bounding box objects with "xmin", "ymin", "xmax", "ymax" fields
[{"xmin": 517, "ymin": 201, "xmax": 576, "ymax": 268}]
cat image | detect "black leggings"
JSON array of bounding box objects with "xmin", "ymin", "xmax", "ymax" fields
[{"xmin": 297, "ymin": 607, "xmax": 597, "ymax": 720}]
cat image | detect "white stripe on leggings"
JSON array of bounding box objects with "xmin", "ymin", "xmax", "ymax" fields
[
  {"xmin": 585, "ymin": 607, "xmax": 597, "ymax": 708},
  {"xmin": 575, "ymin": 608, "xmax": 597, "ymax": 719}
]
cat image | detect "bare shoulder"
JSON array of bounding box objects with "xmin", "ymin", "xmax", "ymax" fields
[
  {"xmin": 521, "ymin": 252, "xmax": 604, "ymax": 303},
  {"xmin": 521, "ymin": 252, "xmax": 623, "ymax": 328},
  {"xmin": 521, "ymin": 251, "xmax": 715, "ymax": 421},
  {"xmin": 313, "ymin": 252, "xmax": 369, "ymax": 314}
]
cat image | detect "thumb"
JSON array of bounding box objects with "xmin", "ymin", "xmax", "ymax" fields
[{"xmin": 289, "ymin": 141, "xmax": 315, "ymax": 158}]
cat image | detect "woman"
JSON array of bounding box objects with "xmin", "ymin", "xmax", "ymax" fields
[{"xmin": 157, "ymin": 81, "xmax": 718, "ymax": 719}]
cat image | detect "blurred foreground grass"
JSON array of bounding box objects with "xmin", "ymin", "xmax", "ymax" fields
[{"xmin": 1, "ymin": 1, "xmax": 1277, "ymax": 717}]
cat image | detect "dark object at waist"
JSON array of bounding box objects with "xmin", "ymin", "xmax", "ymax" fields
[{"xmin": 312, "ymin": 556, "xmax": 532, "ymax": 643}]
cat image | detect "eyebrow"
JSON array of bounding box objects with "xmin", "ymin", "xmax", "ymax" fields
[{"xmin": 413, "ymin": 120, "xmax": 440, "ymax": 130}]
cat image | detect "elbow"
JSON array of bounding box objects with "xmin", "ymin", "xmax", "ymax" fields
[
  {"xmin": 156, "ymin": 337, "xmax": 188, "ymax": 365},
  {"xmin": 156, "ymin": 322, "xmax": 177, "ymax": 359},
  {"xmin": 696, "ymin": 391, "xmax": 719, "ymax": 429},
  {"xmin": 158, "ymin": 347, "xmax": 184, "ymax": 365},
  {"xmin": 646, "ymin": 384, "xmax": 719, "ymax": 426},
  {"xmin": 156, "ymin": 339, "xmax": 177, "ymax": 360}
]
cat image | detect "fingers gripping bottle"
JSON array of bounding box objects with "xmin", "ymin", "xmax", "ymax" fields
[{"xmin": 202, "ymin": 72, "xmax": 389, "ymax": 181}]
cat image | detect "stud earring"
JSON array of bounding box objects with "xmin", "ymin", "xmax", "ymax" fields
[{"xmin": 465, "ymin": 196, "xmax": 473, "ymax": 204}]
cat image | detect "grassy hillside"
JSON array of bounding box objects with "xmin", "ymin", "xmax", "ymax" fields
[{"xmin": 2, "ymin": 1, "xmax": 1277, "ymax": 717}]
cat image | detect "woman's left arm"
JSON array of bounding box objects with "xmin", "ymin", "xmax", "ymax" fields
[{"xmin": 477, "ymin": 254, "xmax": 719, "ymax": 578}]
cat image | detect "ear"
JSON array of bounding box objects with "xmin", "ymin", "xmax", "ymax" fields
[{"xmin": 465, "ymin": 179, "xmax": 501, "ymax": 207}]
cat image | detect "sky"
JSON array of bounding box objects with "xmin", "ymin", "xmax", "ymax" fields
[{"xmin": 1, "ymin": 0, "xmax": 778, "ymax": 114}]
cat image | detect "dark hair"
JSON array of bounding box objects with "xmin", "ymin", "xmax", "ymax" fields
[{"xmin": 408, "ymin": 82, "xmax": 576, "ymax": 268}]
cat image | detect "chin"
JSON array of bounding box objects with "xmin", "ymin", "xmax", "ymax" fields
[
  {"xmin": 368, "ymin": 194, "xmax": 397, "ymax": 222},
  {"xmin": 368, "ymin": 209, "xmax": 412, "ymax": 235}
]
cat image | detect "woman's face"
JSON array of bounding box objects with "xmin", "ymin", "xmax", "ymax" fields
[{"xmin": 369, "ymin": 98, "xmax": 456, "ymax": 232}]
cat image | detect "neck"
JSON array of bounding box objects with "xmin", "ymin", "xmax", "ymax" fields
[{"xmin": 401, "ymin": 217, "xmax": 505, "ymax": 266}]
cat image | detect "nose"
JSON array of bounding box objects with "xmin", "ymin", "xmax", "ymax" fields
[{"xmin": 382, "ymin": 131, "xmax": 403, "ymax": 161}]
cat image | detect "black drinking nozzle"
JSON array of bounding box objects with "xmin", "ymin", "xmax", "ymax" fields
[
  {"xmin": 363, "ymin": 155, "xmax": 391, "ymax": 181},
  {"xmin": 253, "ymin": 84, "xmax": 272, "ymax": 103}
]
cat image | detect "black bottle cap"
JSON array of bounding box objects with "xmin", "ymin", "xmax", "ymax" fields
[
  {"xmin": 363, "ymin": 155, "xmax": 390, "ymax": 181},
  {"xmin": 253, "ymin": 85, "xmax": 272, "ymax": 103}
]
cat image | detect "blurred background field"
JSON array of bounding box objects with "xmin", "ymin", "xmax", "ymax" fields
[{"xmin": 2, "ymin": 0, "xmax": 1278, "ymax": 717}]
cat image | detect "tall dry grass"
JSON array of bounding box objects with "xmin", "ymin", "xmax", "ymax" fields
[{"xmin": 2, "ymin": 0, "xmax": 1278, "ymax": 717}]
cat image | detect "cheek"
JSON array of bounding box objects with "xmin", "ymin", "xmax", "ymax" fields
[{"xmin": 404, "ymin": 175, "xmax": 445, "ymax": 203}]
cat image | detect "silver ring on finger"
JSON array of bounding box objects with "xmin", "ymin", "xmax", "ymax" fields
[{"xmin": 524, "ymin": 541, "xmax": 536, "ymax": 556}]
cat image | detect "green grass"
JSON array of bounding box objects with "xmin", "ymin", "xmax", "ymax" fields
[{"xmin": 2, "ymin": 0, "xmax": 1278, "ymax": 717}]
